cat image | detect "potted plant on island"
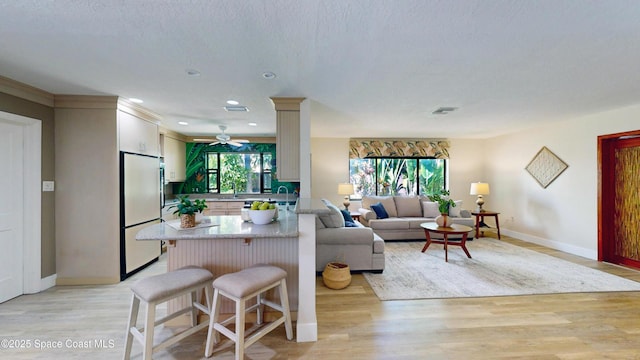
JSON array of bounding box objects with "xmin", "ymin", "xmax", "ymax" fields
[
  {"xmin": 169, "ymin": 195, "xmax": 208, "ymax": 228},
  {"xmin": 428, "ymin": 189, "xmax": 456, "ymax": 227}
]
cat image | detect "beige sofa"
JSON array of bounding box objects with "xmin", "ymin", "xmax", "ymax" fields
[
  {"xmin": 315, "ymin": 200, "xmax": 385, "ymax": 273},
  {"xmin": 357, "ymin": 195, "xmax": 475, "ymax": 240}
]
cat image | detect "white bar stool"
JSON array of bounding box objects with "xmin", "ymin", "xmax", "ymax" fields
[
  {"xmin": 124, "ymin": 266, "xmax": 214, "ymax": 360},
  {"xmin": 204, "ymin": 264, "xmax": 293, "ymax": 359}
]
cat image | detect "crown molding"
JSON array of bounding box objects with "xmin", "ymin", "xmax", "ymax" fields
[
  {"xmin": 270, "ymin": 97, "xmax": 306, "ymax": 111},
  {"xmin": 0, "ymin": 75, "xmax": 54, "ymax": 107}
]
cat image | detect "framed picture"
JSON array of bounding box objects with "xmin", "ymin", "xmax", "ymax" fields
[{"xmin": 525, "ymin": 146, "xmax": 568, "ymax": 188}]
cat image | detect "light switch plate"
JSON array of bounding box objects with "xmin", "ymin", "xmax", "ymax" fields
[{"xmin": 42, "ymin": 181, "xmax": 55, "ymax": 192}]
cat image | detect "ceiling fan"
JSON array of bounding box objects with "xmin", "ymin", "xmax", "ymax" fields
[{"xmin": 209, "ymin": 125, "xmax": 249, "ymax": 147}]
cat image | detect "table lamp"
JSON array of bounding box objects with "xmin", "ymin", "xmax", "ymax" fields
[
  {"xmin": 337, "ymin": 183, "xmax": 355, "ymax": 210},
  {"xmin": 470, "ymin": 182, "xmax": 490, "ymax": 212}
]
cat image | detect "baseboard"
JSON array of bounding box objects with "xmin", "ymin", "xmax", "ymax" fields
[
  {"xmin": 39, "ymin": 273, "xmax": 57, "ymax": 292},
  {"xmin": 501, "ymin": 229, "xmax": 597, "ymax": 260},
  {"xmin": 56, "ymin": 276, "xmax": 120, "ymax": 286}
]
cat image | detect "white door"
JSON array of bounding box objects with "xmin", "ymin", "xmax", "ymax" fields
[{"xmin": 0, "ymin": 121, "xmax": 24, "ymax": 303}]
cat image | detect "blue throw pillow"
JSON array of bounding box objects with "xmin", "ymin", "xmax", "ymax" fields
[
  {"xmin": 344, "ymin": 221, "xmax": 358, "ymax": 227},
  {"xmin": 340, "ymin": 209, "xmax": 354, "ymax": 223},
  {"xmin": 370, "ymin": 202, "xmax": 389, "ymax": 219}
]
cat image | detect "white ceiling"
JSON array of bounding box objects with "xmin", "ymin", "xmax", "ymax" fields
[{"xmin": 1, "ymin": 0, "xmax": 639, "ymax": 139}]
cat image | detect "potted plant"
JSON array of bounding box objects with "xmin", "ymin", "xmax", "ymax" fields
[
  {"xmin": 169, "ymin": 195, "xmax": 208, "ymax": 228},
  {"xmin": 428, "ymin": 189, "xmax": 456, "ymax": 227}
]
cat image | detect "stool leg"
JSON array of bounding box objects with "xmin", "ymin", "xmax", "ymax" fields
[
  {"xmin": 123, "ymin": 294, "xmax": 140, "ymax": 360},
  {"xmin": 142, "ymin": 301, "xmax": 156, "ymax": 360},
  {"xmin": 256, "ymin": 292, "xmax": 263, "ymax": 325},
  {"xmin": 278, "ymin": 279, "xmax": 293, "ymax": 340},
  {"xmin": 189, "ymin": 290, "xmax": 198, "ymax": 327},
  {"xmin": 205, "ymin": 288, "xmax": 221, "ymax": 358},
  {"xmin": 236, "ymin": 297, "xmax": 246, "ymax": 360}
]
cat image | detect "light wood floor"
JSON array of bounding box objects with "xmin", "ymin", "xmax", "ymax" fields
[{"xmin": 2, "ymin": 235, "xmax": 640, "ymax": 359}]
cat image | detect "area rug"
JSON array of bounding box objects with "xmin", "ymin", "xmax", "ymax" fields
[{"xmin": 363, "ymin": 238, "xmax": 640, "ymax": 300}]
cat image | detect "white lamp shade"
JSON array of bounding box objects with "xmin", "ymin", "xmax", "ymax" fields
[
  {"xmin": 470, "ymin": 182, "xmax": 490, "ymax": 195},
  {"xmin": 337, "ymin": 183, "xmax": 355, "ymax": 195}
]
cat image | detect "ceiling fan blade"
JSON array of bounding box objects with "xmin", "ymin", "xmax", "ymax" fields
[
  {"xmin": 209, "ymin": 141, "xmax": 221, "ymax": 146},
  {"xmin": 234, "ymin": 139, "xmax": 249, "ymax": 143},
  {"xmin": 227, "ymin": 141, "xmax": 244, "ymax": 147}
]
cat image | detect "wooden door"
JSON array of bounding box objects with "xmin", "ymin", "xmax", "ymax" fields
[
  {"xmin": 611, "ymin": 137, "xmax": 640, "ymax": 267},
  {"xmin": 0, "ymin": 121, "xmax": 24, "ymax": 303}
]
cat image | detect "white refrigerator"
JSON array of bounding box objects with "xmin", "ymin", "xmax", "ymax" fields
[{"xmin": 120, "ymin": 152, "xmax": 162, "ymax": 280}]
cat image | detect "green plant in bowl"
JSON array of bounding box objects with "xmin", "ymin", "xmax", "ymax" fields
[
  {"xmin": 170, "ymin": 195, "xmax": 208, "ymax": 215},
  {"xmin": 428, "ymin": 189, "xmax": 456, "ymax": 214}
]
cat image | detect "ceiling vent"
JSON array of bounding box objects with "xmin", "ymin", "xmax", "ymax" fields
[
  {"xmin": 224, "ymin": 105, "xmax": 249, "ymax": 112},
  {"xmin": 432, "ymin": 107, "xmax": 458, "ymax": 115}
]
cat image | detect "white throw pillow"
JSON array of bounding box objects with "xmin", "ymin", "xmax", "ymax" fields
[
  {"xmin": 448, "ymin": 200, "xmax": 463, "ymax": 217},
  {"xmin": 319, "ymin": 203, "xmax": 346, "ymax": 228},
  {"xmin": 422, "ymin": 201, "xmax": 440, "ymax": 218}
]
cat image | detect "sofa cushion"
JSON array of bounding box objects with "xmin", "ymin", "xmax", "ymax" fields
[
  {"xmin": 373, "ymin": 233, "xmax": 385, "ymax": 254},
  {"xmin": 362, "ymin": 196, "xmax": 397, "ymax": 217},
  {"xmin": 449, "ymin": 200, "xmax": 463, "ymax": 217},
  {"xmin": 407, "ymin": 218, "xmax": 430, "ymax": 229},
  {"xmin": 319, "ymin": 202, "xmax": 345, "ymax": 228},
  {"xmin": 316, "ymin": 226, "xmax": 374, "ymax": 245},
  {"xmin": 369, "ymin": 218, "xmax": 410, "ymax": 230},
  {"xmin": 394, "ymin": 196, "xmax": 422, "ymax": 217},
  {"xmin": 340, "ymin": 209, "xmax": 354, "ymax": 223},
  {"xmin": 421, "ymin": 201, "xmax": 440, "ymax": 218},
  {"xmin": 370, "ymin": 202, "xmax": 389, "ymax": 219}
]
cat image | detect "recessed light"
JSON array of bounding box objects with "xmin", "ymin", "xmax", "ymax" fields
[
  {"xmin": 178, "ymin": 121, "xmax": 189, "ymax": 126},
  {"xmin": 129, "ymin": 98, "xmax": 143, "ymax": 103},
  {"xmin": 248, "ymin": 122, "xmax": 257, "ymax": 126},
  {"xmin": 186, "ymin": 69, "xmax": 201, "ymax": 76},
  {"xmin": 262, "ymin": 71, "xmax": 276, "ymax": 79},
  {"xmin": 226, "ymin": 100, "xmax": 239, "ymax": 105}
]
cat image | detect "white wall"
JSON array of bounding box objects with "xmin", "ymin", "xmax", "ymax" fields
[{"xmin": 485, "ymin": 104, "xmax": 640, "ymax": 259}]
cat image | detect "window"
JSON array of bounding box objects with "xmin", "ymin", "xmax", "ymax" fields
[
  {"xmin": 206, "ymin": 152, "xmax": 272, "ymax": 194},
  {"xmin": 349, "ymin": 157, "xmax": 446, "ymax": 198}
]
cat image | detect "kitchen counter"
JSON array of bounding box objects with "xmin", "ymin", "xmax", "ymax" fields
[
  {"xmin": 135, "ymin": 205, "xmax": 317, "ymax": 342},
  {"xmin": 137, "ymin": 210, "xmax": 298, "ymax": 242}
]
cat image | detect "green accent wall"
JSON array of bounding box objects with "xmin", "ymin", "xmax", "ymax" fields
[{"xmin": 175, "ymin": 142, "xmax": 299, "ymax": 195}]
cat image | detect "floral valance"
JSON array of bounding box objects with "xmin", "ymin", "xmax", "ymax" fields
[{"xmin": 349, "ymin": 138, "xmax": 450, "ymax": 159}]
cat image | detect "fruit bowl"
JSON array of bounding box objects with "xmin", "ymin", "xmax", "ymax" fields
[{"xmin": 248, "ymin": 209, "xmax": 277, "ymax": 225}]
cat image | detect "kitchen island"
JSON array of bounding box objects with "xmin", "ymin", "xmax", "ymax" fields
[{"xmin": 136, "ymin": 199, "xmax": 329, "ymax": 343}]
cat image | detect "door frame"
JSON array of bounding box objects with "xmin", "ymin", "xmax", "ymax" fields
[
  {"xmin": 597, "ymin": 129, "xmax": 640, "ymax": 265},
  {"xmin": 0, "ymin": 111, "xmax": 41, "ymax": 294}
]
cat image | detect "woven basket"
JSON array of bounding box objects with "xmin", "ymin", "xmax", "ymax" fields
[
  {"xmin": 180, "ymin": 214, "xmax": 196, "ymax": 228},
  {"xmin": 322, "ymin": 262, "xmax": 352, "ymax": 290}
]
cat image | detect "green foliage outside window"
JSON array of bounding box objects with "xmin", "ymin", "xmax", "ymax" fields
[{"xmin": 349, "ymin": 157, "xmax": 446, "ymax": 198}]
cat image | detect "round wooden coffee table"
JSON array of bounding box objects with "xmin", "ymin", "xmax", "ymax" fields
[{"xmin": 420, "ymin": 222, "xmax": 473, "ymax": 262}]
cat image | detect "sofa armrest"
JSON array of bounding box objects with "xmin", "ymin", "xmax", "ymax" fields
[{"xmin": 358, "ymin": 208, "xmax": 377, "ymax": 221}]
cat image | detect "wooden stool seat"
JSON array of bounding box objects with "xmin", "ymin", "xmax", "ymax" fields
[
  {"xmin": 124, "ymin": 266, "xmax": 214, "ymax": 360},
  {"xmin": 205, "ymin": 264, "xmax": 293, "ymax": 359}
]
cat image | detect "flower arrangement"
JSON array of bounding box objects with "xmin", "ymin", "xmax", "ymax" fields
[{"xmin": 428, "ymin": 189, "xmax": 456, "ymax": 214}]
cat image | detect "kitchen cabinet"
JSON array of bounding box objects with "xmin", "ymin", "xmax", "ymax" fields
[
  {"xmin": 54, "ymin": 96, "xmax": 162, "ymax": 285},
  {"xmin": 203, "ymin": 201, "xmax": 245, "ymax": 216},
  {"xmin": 119, "ymin": 110, "xmax": 159, "ymax": 156},
  {"xmin": 163, "ymin": 135, "xmax": 186, "ymax": 182}
]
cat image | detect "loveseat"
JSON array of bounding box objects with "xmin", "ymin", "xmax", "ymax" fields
[
  {"xmin": 357, "ymin": 195, "xmax": 475, "ymax": 240},
  {"xmin": 315, "ymin": 200, "xmax": 385, "ymax": 273}
]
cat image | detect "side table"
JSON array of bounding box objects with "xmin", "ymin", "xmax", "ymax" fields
[
  {"xmin": 471, "ymin": 211, "xmax": 501, "ymax": 239},
  {"xmin": 350, "ymin": 211, "xmax": 361, "ymax": 222}
]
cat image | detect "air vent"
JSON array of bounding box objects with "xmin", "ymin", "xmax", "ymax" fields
[
  {"xmin": 224, "ymin": 105, "xmax": 249, "ymax": 112},
  {"xmin": 432, "ymin": 107, "xmax": 458, "ymax": 115}
]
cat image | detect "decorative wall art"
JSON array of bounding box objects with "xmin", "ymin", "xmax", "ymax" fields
[{"xmin": 525, "ymin": 146, "xmax": 569, "ymax": 188}]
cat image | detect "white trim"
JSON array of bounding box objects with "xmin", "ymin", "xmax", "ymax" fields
[
  {"xmin": 40, "ymin": 273, "xmax": 56, "ymax": 290},
  {"xmin": 0, "ymin": 111, "xmax": 42, "ymax": 294},
  {"xmin": 501, "ymin": 229, "xmax": 597, "ymax": 260}
]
